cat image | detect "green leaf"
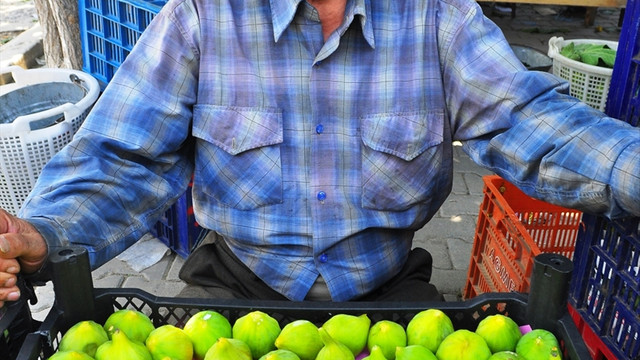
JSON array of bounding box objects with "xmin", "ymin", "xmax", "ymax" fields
[
  {"xmin": 560, "ymin": 42, "xmax": 580, "ymax": 60},
  {"xmin": 560, "ymin": 42, "xmax": 616, "ymax": 68},
  {"xmin": 580, "ymin": 44, "xmax": 616, "ymax": 68}
]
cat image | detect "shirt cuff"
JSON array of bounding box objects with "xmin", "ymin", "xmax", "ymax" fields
[
  {"xmin": 611, "ymin": 141, "xmax": 640, "ymax": 217},
  {"xmin": 24, "ymin": 217, "xmax": 68, "ymax": 250}
]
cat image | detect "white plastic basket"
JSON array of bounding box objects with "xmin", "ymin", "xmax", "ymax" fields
[
  {"xmin": 548, "ymin": 37, "xmax": 618, "ymax": 112},
  {"xmin": 0, "ymin": 67, "xmax": 99, "ymax": 215}
]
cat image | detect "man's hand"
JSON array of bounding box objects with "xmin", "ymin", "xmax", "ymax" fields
[{"xmin": 0, "ymin": 209, "xmax": 47, "ymax": 307}]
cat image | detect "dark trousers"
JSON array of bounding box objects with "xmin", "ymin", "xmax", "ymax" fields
[{"xmin": 178, "ymin": 231, "xmax": 443, "ymax": 302}]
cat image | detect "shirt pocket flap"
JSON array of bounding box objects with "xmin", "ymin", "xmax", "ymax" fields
[
  {"xmin": 193, "ymin": 105, "xmax": 283, "ymax": 155},
  {"xmin": 361, "ymin": 111, "xmax": 444, "ymax": 161}
]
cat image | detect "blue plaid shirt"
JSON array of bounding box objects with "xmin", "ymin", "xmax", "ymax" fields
[{"xmin": 21, "ymin": 0, "xmax": 640, "ymax": 301}]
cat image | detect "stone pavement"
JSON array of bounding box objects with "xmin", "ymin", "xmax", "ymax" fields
[{"xmin": 0, "ymin": 2, "xmax": 623, "ymax": 318}]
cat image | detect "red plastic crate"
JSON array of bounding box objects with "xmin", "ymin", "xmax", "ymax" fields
[
  {"xmin": 463, "ymin": 175, "xmax": 582, "ymax": 299},
  {"xmin": 568, "ymin": 304, "xmax": 619, "ymax": 360}
]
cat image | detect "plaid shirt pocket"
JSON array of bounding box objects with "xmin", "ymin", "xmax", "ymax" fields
[{"xmin": 192, "ymin": 105, "xmax": 284, "ymax": 210}]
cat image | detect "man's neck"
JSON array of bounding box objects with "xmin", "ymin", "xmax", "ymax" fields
[{"xmin": 307, "ymin": 0, "xmax": 347, "ymax": 41}]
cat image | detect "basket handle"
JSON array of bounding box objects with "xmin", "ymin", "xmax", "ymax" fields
[
  {"xmin": 0, "ymin": 65, "xmax": 26, "ymax": 79},
  {"xmin": 6, "ymin": 102, "xmax": 77, "ymax": 133},
  {"xmin": 547, "ymin": 36, "xmax": 565, "ymax": 58},
  {"xmin": 0, "ymin": 66, "xmax": 28, "ymax": 94}
]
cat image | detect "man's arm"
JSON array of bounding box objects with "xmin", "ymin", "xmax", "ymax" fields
[
  {"xmin": 15, "ymin": 0, "xmax": 201, "ymax": 271},
  {"xmin": 437, "ymin": 0, "xmax": 640, "ymax": 218}
]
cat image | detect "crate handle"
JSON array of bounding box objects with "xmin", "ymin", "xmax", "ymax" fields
[
  {"xmin": 526, "ymin": 253, "xmax": 573, "ymax": 332},
  {"xmin": 49, "ymin": 246, "xmax": 96, "ymax": 330}
]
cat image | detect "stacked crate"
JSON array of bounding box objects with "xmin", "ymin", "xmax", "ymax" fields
[{"xmin": 567, "ymin": 2, "xmax": 640, "ymax": 359}]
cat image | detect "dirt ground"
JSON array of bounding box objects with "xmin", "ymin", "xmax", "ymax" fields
[{"xmin": 0, "ymin": 0, "xmax": 38, "ymax": 45}]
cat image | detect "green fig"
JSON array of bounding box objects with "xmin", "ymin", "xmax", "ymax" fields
[
  {"xmin": 232, "ymin": 310, "xmax": 281, "ymax": 359},
  {"xmin": 103, "ymin": 309, "xmax": 155, "ymax": 343},
  {"xmin": 316, "ymin": 327, "xmax": 355, "ymax": 360},
  {"xmin": 146, "ymin": 324, "xmax": 193, "ymax": 360},
  {"xmin": 183, "ymin": 310, "xmax": 232, "ymax": 360},
  {"xmin": 95, "ymin": 328, "xmax": 152, "ymax": 360},
  {"xmin": 367, "ymin": 320, "xmax": 406, "ymax": 359},
  {"xmin": 435, "ymin": 329, "xmax": 492, "ymax": 360},
  {"xmin": 48, "ymin": 350, "xmax": 95, "ymax": 360},
  {"xmin": 59, "ymin": 320, "xmax": 109, "ymax": 357},
  {"xmin": 322, "ymin": 313, "xmax": 370, "ymax": 356},
  {"xmin": 515, "ymin": 329, "xmax": 562, "ymax": 360},
  {"xmin": 363, "ymin": 345, "xmax": 389, "ymax": 360},
  {"xmin": 204, "ymin": 337, "xmax": 252, "ymax": 360},
  {"xmin": 475, "ymin": 314, "xmax": 522, "ymax": 353},
  {"xmin": 406, "ymin": 309, "xmax": 454, "ymax": 353},
  {"xmin": 259, "ymin": 349, "xmax": 302, "ymax": 360},
  {"xmin": 489, "ymin": 351, "xmax": 525, "ymax": 360},
  {"xmin": 274, "ymin": 319, "xmax": 323, "ymax": 360},
  {"xmin": 395, "ymin": 345, "xmax": 438, "ymax": 360}
]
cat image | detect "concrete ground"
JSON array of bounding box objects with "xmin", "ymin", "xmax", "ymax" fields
[{"xmin": 0, "ymin": 1, "xmax": 624, "ymax": 318}]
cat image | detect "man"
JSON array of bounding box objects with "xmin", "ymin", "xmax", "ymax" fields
[{"xmin": 1, "ymin": 0, "xmax": 638, "ymax": 306}]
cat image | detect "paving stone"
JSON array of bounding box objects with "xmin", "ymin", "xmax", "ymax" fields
[
  {"xmin": 464, "ymin": 172, "xmax": 491, "ymax": 196},
  {"xmin": 415, "ymin": 215, "xmax": 477, "ymax": 243},
  {"xmin": 92, "ymin": 274, "xmax": 125, "ymax": 288},
  {"xmin": 92, "ymin": 258, "xmax": 133, "ymax": 279},
  {"xmin": 447, "ymin": 238, "xmax": 473, "ymax": 271},
  {"xmin": 415, "ymin": 239, "xmax": 451, "ymax": 270},
  {"xmin": 451, "ymin": 172, "xmax": 468, "ymax": 195},
  {"xmin": 122, "ymin": 276, "xmax": 185, "ymax": 297},
  {"xmin": 430, "ymin": 268, "xmax": 467, "ymax": 297},
  {"xmin": 439, "ymin": 193, "xmax": 485, "ymax": 217},
  {"xmin": 166, "ymin": 253, "xmax": 186, "ymax": 281},
  {"xmin": 139, "ymin": 253, "xmax": 174, "ymax": 281},
  {"xmin": 30, "ymin": 282, "xmax": 54, "ymax": 321}
]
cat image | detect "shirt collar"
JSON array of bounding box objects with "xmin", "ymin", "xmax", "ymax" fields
[{"xmin": 269, "ymin": 0, "xmax": 375, "ymax": 48}]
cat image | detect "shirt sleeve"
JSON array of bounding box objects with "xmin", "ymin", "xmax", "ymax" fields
[
  {"xmin": 438, "ymin": 0, "xmax": 640, "ymax": 218},
  {"xmin": 18, "ymin": 0, "xmax": 201, "ymax": 268}
]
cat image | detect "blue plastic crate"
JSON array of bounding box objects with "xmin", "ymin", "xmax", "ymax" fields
[
  {"xmin": 150, "ymin": 186, "xmax": 202, "ymax": 259},
  {"xmin": 568, "ymin": 215, "xmax": 640, "ymax": 360},
  {"xmin": 568, "ymin": 4, "xmax": 640, "ymax": 359},
  {"xmin": 605, "ymin": 1, "xmax": 640, "ymax": 127},
  {"xmin": 78, "ymin": 0, "xmax": 168, "ymax": 89}
]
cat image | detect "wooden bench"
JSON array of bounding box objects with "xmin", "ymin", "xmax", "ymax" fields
[{"xmin": 478, "ymin": 0, "xmax": 627, "ymax": 26}]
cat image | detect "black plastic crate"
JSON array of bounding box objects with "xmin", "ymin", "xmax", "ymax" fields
[
  {"xmin": 17, "ymin": 247, "xmax": 592, "ymax": 359},
  {"xmin": 0, "ymin": 278, "xmax": 39, "ymax": 360}
]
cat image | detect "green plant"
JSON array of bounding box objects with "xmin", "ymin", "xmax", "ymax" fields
[{"xmin": 560, "ymin": 42, "xmax": 616, "ymax": 68}]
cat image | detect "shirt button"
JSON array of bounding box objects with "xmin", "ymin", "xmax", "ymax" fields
[
  {"xmin": 319, "ymin": 253, "xmax": 328, "ymax": 263},
  {"xmin": 315, "ymin": 124, "xmax": 324, "ymax": 134},
  {"xmin": 317, "ymin": 191, "xmax": 326, "ymax": 201}
]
